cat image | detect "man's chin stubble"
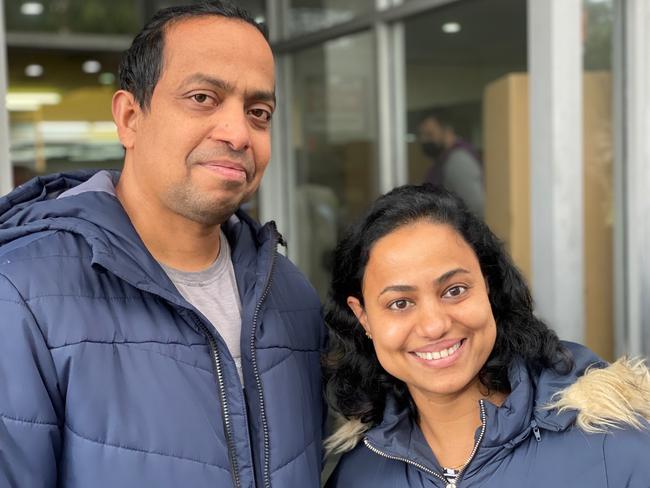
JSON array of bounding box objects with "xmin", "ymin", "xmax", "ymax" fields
[{"xmin": 167, "ymin": 188, "xmax": 243, "ymax": 227}]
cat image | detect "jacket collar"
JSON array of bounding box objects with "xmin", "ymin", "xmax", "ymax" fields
[
  {"xmin": 0, "ymin": 170, "xmax": 277, "ymax": 307},
  {"xmin": 364, "ymin": 343, "xmax": 603, "ymax": 475}
]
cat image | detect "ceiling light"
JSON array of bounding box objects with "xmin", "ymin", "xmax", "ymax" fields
[
  {"xmin": 82, "ymin": 60, "xmax": 102, "ymax": 74},
  {"xmin": 25, "ymin": 64, "xmax": 44, "ymax": 77},
  {"xmin": 98, "ymin": 72, "xmax": 116, "ymax": 86},
  {"xmin": 21, "ymin": 2, "xmax": 44, "ymax": 15},
  {"xmin": 442, "ymin": 22, "xmax": 461, "ymax": 34},
  {"xmin": 254, "ymin": 15, "xmax": 265, "ymax": 24}
]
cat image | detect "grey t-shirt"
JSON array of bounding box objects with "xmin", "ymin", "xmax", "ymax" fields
[
  {"xmin": 443, "ymin": 147, "xmax": 485, "ymax": 218},
  {"xmin": 161, "ymin": 231, "xmax": 243, "ymax": 382}
]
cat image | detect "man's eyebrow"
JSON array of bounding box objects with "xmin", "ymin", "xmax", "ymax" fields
[
  {"xmin": 247, "ymin": 89, "xmax": 277, "ymax": 106},
  {"xmin": 180, "ymin": 73, "xmax": 276, "ymax": 106}
]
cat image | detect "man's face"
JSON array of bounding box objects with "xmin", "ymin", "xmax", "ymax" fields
[
  {"xmin": 418, "ymin": 117, "xmax": 446, "ymax": 159},
  {"xmin": 125, "ymin": 17, "xmax": 275, "ymax": 225},
  {"xmin": 418, "ymin": 117, "xmax": 444, "ymax": 145}
]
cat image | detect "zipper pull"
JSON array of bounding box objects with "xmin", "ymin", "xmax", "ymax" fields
[{"xmin": 531, "ymin": 420, "xmax": 541, "ymax": 442}]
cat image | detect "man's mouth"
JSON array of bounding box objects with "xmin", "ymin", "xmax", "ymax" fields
[{"xmin": 199, "ymin": 161, "xmax": 249, "ymax": 181}]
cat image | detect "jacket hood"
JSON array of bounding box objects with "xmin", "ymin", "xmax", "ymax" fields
[
  {"xmin": 327, "ymin": 342, "xmax": 610, "ymax": 463},
  {"xmin": 0, "ymin": 170, "xmax": 276, "ymax": 306}
]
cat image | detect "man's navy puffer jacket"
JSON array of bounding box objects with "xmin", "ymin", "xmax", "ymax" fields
[{"xmin": 0, "ymin": 170, "xmax": 326, "ymax": 488}]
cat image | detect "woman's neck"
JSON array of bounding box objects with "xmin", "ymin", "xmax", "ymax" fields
[{"xmin": 411, "ymin": 380, "xmax": 507, "ymax": 470}]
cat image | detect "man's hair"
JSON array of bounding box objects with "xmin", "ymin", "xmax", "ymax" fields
[
  {"xmin": 118, "ymin": 1, "xmax": 268, "ymax": 111},
  {"xmin": 324, "ymin": 184, "xmax": 573, "ymax": 426}
]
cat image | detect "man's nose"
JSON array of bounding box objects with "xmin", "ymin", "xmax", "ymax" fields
[{"xmin": 208, "ymin": 100, "xmax": 251, "ymax": 152}]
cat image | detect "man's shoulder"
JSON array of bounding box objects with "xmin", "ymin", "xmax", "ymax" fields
[
  {"xmin": 0, "ymin": 228, "xmax": 94, "ymax": 295},
  {"xmin": 272, "ymin": 253, "xmax": 321, "ymax": 308},
  {"xmin": 0, "ymin": 227, "xmax": 91, "ymax": 263}
]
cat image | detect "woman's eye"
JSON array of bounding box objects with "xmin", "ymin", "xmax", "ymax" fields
[
  {"xmin": 388, "ymin": 299, "xmax": 412, "ymax": 311},
  {"xmin": 443, "ymin": 285, "xmax": 467, "ymax": 298}
]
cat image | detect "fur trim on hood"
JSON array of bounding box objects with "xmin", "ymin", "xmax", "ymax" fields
[
  {"xmin": 325, "ymin": 356, "xmax": 650, "ymax": 456},
  {"xmin": 545, "ymin": 356, "xmax": 650, "ymax": 433}
]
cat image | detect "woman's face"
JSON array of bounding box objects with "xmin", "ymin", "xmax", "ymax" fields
[{"xmin": 347, "ymin": 220, "xmax": 497, "ymax": 401}]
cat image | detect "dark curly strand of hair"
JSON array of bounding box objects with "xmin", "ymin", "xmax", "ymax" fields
[{"xmin": 324, "ymin": 184, "xmax": 573, "ymax": 426}]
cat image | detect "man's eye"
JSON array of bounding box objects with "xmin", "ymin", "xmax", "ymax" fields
[
  {"xmin": 191, "ymin": 94, "xmax": 211, "ymax": 104},
  {"xmin": 249, "ymin": 108, "xmax": 272, "ymax": 122},
  {"xmin": 443, "ymin": 285, "xmax": 467, "ymax": 298},
  {"xmin": 388, "ymin": 299, "xmax": 412, "ymax": 310}
]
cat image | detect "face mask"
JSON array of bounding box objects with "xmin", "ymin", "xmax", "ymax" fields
[{"xmin": 421, "ymin": 141, "xmax": 445, "ymax": 159}]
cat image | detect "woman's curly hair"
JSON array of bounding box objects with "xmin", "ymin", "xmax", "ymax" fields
[{"xmin": 324, "ymin": 184, "xmax": 573, "ymax": 427}]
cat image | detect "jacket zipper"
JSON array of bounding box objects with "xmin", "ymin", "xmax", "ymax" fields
[
  {"xmin": 191, "ymin": 313, "xmax": 242, "ymax": 488},
  {"xmin": 364, "ymin": 400, "xmax": 487, "ymax": 488},
  {"xmin": 250, "ymin": 223, "xmax": 279, "ymax": 488}
]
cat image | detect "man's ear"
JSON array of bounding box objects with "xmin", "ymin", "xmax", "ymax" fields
[
  {"xmin": 347, "ymin": 296, "xmax": 370, "ymax": 336},
  {"xmin": 112, "ymin": 90, "xmax": 142, "ymax": 149}
]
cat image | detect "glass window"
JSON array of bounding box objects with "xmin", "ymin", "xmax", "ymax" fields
[
  {"xmin": 290, "ymin": 32, "xmax": 378, "ymax": 297},
  {"xmin": 582, "ymin": 0, "xmax": 614, "ymax": 359},
  {"xmin": 7, "ymin": 47, "xmax": 123, "ymax": 184},
  {"xmin": 286, "ymin": 0, "xmax": 373, "ymax": 36},
  {"xmin": 404, "ymin": 0, "xmax": 527, "ymax": 221},
  {"xmin": 5, "ymin": 0, "xmax": 142, "ymax": 34}
]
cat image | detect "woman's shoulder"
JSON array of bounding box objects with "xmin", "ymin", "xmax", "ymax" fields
[{"xmin": 601, "ymin": 422, "xmax": 650, "ymax": 487}]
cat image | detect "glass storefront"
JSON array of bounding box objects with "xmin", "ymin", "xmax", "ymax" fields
[
  {"xmin": 582, "ymin": 0, "xmax": 614, "ymax": 359},
  {"xmin": 404, "ymin": 0, "xmax": 526, "ymax": 220},
  {"xmin": 286, "ymin": 0, "xmax": 373, "ymax": 36},
  {"xmin": 290, "ymin": 32, "xmax": 378, "ymax": 297}
]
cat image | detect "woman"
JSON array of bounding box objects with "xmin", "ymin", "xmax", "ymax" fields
[{"xmin": 324, "ymin": 185, "xmax": 650, "ymax": 488}]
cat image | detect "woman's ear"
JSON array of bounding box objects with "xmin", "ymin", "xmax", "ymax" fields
[{"xmin": 347, "ymin": 296, "xmax": 370, "ymax": 337}]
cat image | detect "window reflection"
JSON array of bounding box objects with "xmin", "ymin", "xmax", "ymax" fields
[
  {"xmin": 291, "ymin": 32, "xmax": 378, "ymax": 297},
  {"xmin": 5, "ymin": 0, "xmax": 141, "ymax": 34},
  {"xmin": 404, "ymin": 0, "xmax": 527, "ymax": 209},
  {"xmin": 287, "ymin": 0, "xmax": 373, "ymax": 36},
  {"xmin": 7, "ymin": 48, "xmax": 122, "ymax": 176}
]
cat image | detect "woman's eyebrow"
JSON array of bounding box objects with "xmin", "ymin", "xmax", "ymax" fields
[
  {"xmin": 436, "ymin": 268, "xmax": 470, "ymax": 284},
  {"xmin": 377, "ymin": 269, "xmax": 470, "ymax": 298},
  {"xmin": 378, "ymin": 284, "xmax": 416, "ymax": 297}
]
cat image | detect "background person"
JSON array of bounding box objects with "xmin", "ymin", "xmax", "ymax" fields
[
  {"xmin": 418, "ymin": 110, "xmax": 484, "ymax": 218},
  {"xmin": 0, "ymin": 2, "xmax": 325, "ymax": 487},
  {"xmin": 324, "ymin": 184, "xmax": 650, "ymax": 488}
]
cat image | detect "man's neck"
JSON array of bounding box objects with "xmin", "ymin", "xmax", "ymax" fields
[
  {"xmin": 444, "ymin": 132, "xmax": 458, "ymax": 150},
  {"xmin": 116, "ymin": 169, "xmax": 222, "ymax": 272}
]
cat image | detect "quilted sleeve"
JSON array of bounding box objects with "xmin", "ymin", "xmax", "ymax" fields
[{"xmin": 0, "ymin": 272, "xmax": 63, "ymax": 488}]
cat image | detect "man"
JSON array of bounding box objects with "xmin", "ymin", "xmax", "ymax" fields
[
  {"xmin": 418, "ymin": 110, "xmax": 485, "ymax": 217},
  {"xmin": 0, "ymin": 3, "xmax": 325, "ymax": 487}
]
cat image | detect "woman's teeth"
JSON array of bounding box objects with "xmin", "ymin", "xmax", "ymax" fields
[{"xmin": 414, "ymin": 341, "xmax": 461, "ymax": 361}]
